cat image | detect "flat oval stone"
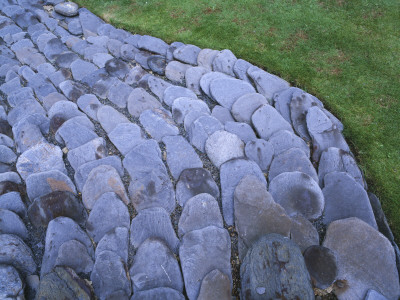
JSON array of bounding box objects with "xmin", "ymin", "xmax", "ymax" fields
[
  {"xmin": 109, "ymin": 122, "xmax": 144, "ymax": 155},
  {"xmin": 231, "ymin": 92, "xmax": 268, "ymax": 124},
  {"xmin": 148, "ymin": 55, "xmax": 166, "ymax": 75},
  {"xmin": 163, "ymin": 85, "xmax": 197, "ymax": 107},
  {"xmin": 108, "ymin": 81, "xmax": 133, "ymax": 108},
  {"xmin": 209, "ymin": 78, "xmax": 255, "ymax": 109},
  {"xmin": 147, "ymin": 75, "xmax": 172, "ymax": 100},
  {"xmin": 233, "ymin": 59, "xmax": 253, "ymax": 83},
  {"xmin": 224, "ymin": 121, "xmax": 257, "ymax": 143},
  {"xmin": 137, "ymin": 35, "xmax": 168, "ymax": 55},
  {"xmin": 165, "ymin": 60, "xmax": 191, "ymax": 84},
  {"xmin": 197, "ymin": 49, "xmax": 219, "ymax": 71},
  {"xmin": 247, "ymin": 68, "xmax": 290, "ymax": 101},
  {"xmin": 67, "ymin": 137, "xmax": 107, "ymax": 171},
  {"xmin": 212, "ymin": 49, "xmax": 237, "ymax": 76},
  {"xmin": 140, "ymin": 108, "xmax": 178, "ymax": 142},
  {"xmin": 0, "ymin": 209, "xmax": 28, "ymax": 240},
  {"xmin": 0, "ymin": 192, "xmax": 26, "ymax": 218},
  {"xmin": 188, "ymin": 115, "xmax": 223, "ymax": 152},
  {"xmin": 97, "ymin": 105, "xmax": 130, "ymax": 133},
  {"xmin": 273, "ymin": 87, "xmax": 303, "ymax": 122},
  {"xmin": 290, "ymin": 214, "xmax": 319, "ymax": 253},
  {"xmin": 54, "ymin": 240, "xmax": 94, "ymax": 274},
  {"xmin": 105, "ymin": 58, "xmax": 130, "ymax": 79},
  {"xmin": 244, "ymin": 139, "xmax": 274, "ymax": 172},
  {"xmin": 185, "ymin": 66, "xmax": 209, "ymax": 95},
  {"xmin": 172, "ymin": 97, "xmax": 210, "ymax": 124},
  {"xmin": 173, "ymin": 44, "xmax": 201, "ymax": 65},
  {"xmin": 0, "ymin": 264, "xmax": 24, "ymax": 299},
  {"xmin": 199, "ymin": 71, "xmax": 230, "ymax": 98},
  {"xmin": 269, "ymin": 171, "xmax": 324, "ymax": 221},
  {"xmin": 211, "ymin": 105, "xmax": 234, "ymax": 125},
  {"xmin": 127, "ymin": 87, "xmax": 162, "ymax": 118},
  {"xmin": 96, "ymin": 227, "xmax": 128, "ymax": 264},
  {"xmin": 268, "ymin": 129, "xmax": 310, "ymax": 157},
  {"xmin": 197, "ymin": 269, "xmax": 231, "ymax": 300}
]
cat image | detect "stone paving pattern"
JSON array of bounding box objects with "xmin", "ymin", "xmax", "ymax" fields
[{"xmin": 0, "ymin": 0, "xmax": 399, "ymax": 299}]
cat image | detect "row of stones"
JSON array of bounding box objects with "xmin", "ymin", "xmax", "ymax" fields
[{"xmin": 0, "ymin": 0, "xmax": 399, "ymax": 299}]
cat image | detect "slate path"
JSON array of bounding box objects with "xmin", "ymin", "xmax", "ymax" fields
[{"xmin": 0, "ymin": 1, "xmax": 398, "ymax": 299}]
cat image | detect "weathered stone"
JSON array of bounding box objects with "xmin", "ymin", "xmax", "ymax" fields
[
  {"xmin": 68, "ymin": 18, "xmax": 83, "ymax": 35},
  {"xmin": 79, "ymin": 7, "xmax": 105, "ymax": 38},
  {"xmin": 86, "ymin": 192, "xmax": 129, "ymax": 243},
  {"xmin": 28, "ymin": 191, "xmax": 87, "ymax": 228},
  {"xmin": 109, "ymin": 122, "xmax": 144, "ymax": 155},
  {"xmin": 0, "ymin": 209, "xmax": 27, "ymax": 240},
  {"xmin": 0, "ymin": 181, "xmax": 20, "ymax": 196},
  {"xmin": 92, "ymin": 76, "xmax": 119, "ymax": 99},
  {"xmin": 147, "ymin": 55, "xmax": 166, "ymax": 75},
  {"xmin": 96, "ymin": 227, "xmax": 128, "ymax": 264},
  {"xmin": 0, "ymin": 172, "xmax": 21, "ymax": 185},
  {"xmin": 105, "ymin": 58, "xmax": 130, "ymax": 79},
  {"xmin": 241, "ymin": 234, "xmax": 314, "ymax": 300},
  {"xmin": 43, "ymin": 38, "xmax": 69, "ymax": 61},
  {"xmin": 0, "ymin": 264, "xmax": 24, "ymax": 299},
  {"xmin": 197, "ymin": 48, "xmax": 219, "ymax": 70},
  {"xmin": 364, "ymin": 290, "xmax": 389, "ymax": 300},
  {"xmin": 140, "ymin": 108, "xmax": 178, "ymax": 141},
  {"xmin": 91, "ymin": 250, "xmax": 131, "ymax": 300},
  {"xmin": 107, "ymin": 81, "xmax": 133, "ymax": 109},
  {"xmin": 137, "ymin": 35, "xmax": 168, "ymax": 55},
  {"xmin": 124, "ymin": 65, "xmax": 147, "ymax": 85},
  {"xmin": 233, "ymin": 59, "xmax": 253, "ymax": 83},
  {"xmin": 131, "ymin": 287, "xmax": 185, "ymax": 300},
  {"xmin": 92, "ymin": 52, "xmax": 113, "ymax": 68},
  {"xmin": 269, "ymin": 171, "xmax": 324, "ymax": 221},
  {"xmin": 82, "ymin": 165, "xmax": 128, "ymax": 210},
  {"xmin": 269, "ymin": 148, "xmax": 317, "ymax": 183},
  {"xmin": 273, "ymin": 87, "xmax": 303, "ymax": 122},
  {"xmin": 205, "ymin": 130, "xmax": 244, "ymax": 168},
  {"xmin": 173, "ymin": 44, "xmax": 201, "ymax": 65},
  {"xmin": 97, "ymin": 105, "xmax": 130, "ymax": 133},
  {"xmin": 231, "ymin": 92, "xmax": 268, "ymax": 124},
  {"xmin": 134, "ymin": 50, "xmax": 152, "ymax": 69},
  {"xmin": 212, "ymin": 49, "xmax": 237, "ymax": 76},
  {"xmin": 130, "ymin": 207, "xmax": 179, "ymax": 253},
  {"xmin": 210, "ymin": 77, "xmax": 255, "ymax": 109},
  {"xmin": 16, "ymin": 142, "xmax": 66, "ymax": 180},
  {"xmin": 0, "ymin": 234, "xmax": 36, "ymax": 275},
  {"xmin": 269, "ymin": 129, "xmax": 310, "ymax": 157},
  {"xmin": 165, "ymin": 60, "xmax": 191, "ymax": 84},
  {"xmin": 322, "ymin": 172, "xmax": 377, "ymax": 229},
  {"xmin": 70, "ymin": 59, "xmax": 98, "ymax": 82},
  {"xmin": 127, "ymin": 87, "xmax": 162, "ymax": 118},
  {"xmin": 185, "ymin": 66, "xmax": 209, "ymax": 95},
  {"xmin": 211, "ymin": 105, "xmax": 235, "ymax": 125},
  {"xmin": 197, "ymin": 269, "xmax": 231, "ymax": 300},
  {"xmin": 188, "ymin": 115, "xmax": 223, "ymax": 152},
  {"xmin": 244, "ymin": 139, "xmax": 274, "ymax": 172},
  {"xmin": 234, "ymin": 175, "xmax": 291, "ymax": 259},
  {"xmin": 0, "ymin": 192, "xmax": 26, "ymax": 218},
  {"xmin": 224, "ymin": 121, "xmax": 256, "ymax": 143},
  {"xmin": 220, "ymin": 158, "xmax": 266, "ymax": 225},
  {"xmin": 8, "ymin": 99, "xmax": 46, "ymax": 126},
  {"xmin": 0, "ymin": 145, "xmax": 16, "ymax": 164},
  {"xmin": 252, "ymin": 104, "xmax": 293, "ymax": 139},
  {"xmin": 178, "ymin": 193, "xmax": 223, "ymax": 237},
  {"xmin": 54, "ymin": 240, "xmax": 94, "ymax": 274},
  {"xmin": 166, "ymin": 41, "xmax": 185, "ymax": 61},
  {"xmin": 107, "ymin": 39, "xmax": 122, "ymax": 58},
  {"xmin": 48, "ymin": 100, "xmax": 83, "ymax": 121},
  {"xmin": 120, "ymin": 43, "xmax": 138, "ymax": 61},
  {"xmin": 323, "ymin": 217, "xmax": 400, "ymax": 299},
  {"xmin": 147, "ymin": 75, "xmax": 172, "ymax": 100},
  {"xmin": 199, "ymin": 71, "xmax": 230, "ymax": 98},
  {"xmin": 290, "ymin": 214, "xmax": 319, "ymax": 253},
  {"xmin": 163, "ymin": 85, "xmax": 197, "ymax": 107},
  {"xmin": 56, "ymin": 119, "xmax": 98, "ymax": 150},
  {"xmin": 247, "ymin": 67, "xmax": 290, "ymax": 101},
  {"xmin": 180, "ymin": 226, "xmax": 232, "ymax": 300},
  {"xmin": 130, "ymin": 238, "xmax": 183, "ymax": 292},
  {"xmin": 172, "ymin": 97, "xmax": 210, "ymax": 124},
  {"xmin": 59, "ymin": 80, "xmax": 89, "ymax": 102},
  {"xmin": 49, "ymin": 68, "xmax": 72, "ymax": 87},
  {"xmin": 77, "ymin": 94, "xmax": 102, "ymax": 121},
  {"xmin": 67, "ymin": 137, "xmax": 107, "ymax": 171}
]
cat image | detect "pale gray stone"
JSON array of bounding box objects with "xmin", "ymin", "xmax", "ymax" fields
[
  {"xmin": 172, "ymin": 97, "xmax": 210, "ymax": 124},
  {"xmin": 247, "ymin": 67, "xmax": 290, "ymax": 101},
  {"xmin": 124, "ymin": 65, "xmax": 147, "ymax": 85},
  {"xmin": 185, "ymin": 66, "xmax": 209, "ymax": 95},
  {"xmin": 212, "ymin": 49, "xmax": 237, "ymax": 76},
  {"xmin": 209, "ymin": 77, "xmax": 255, "ymax": 109},
  {"xmin": 0, "ymin": 264, "xmax": 24, "ymax": 299},
  {"xmin": 77, "ymin": 94, "xmax": 102, "ymax": 121},
  {"xmin": 268, "ymin": 129, "xmax": 310, "ymax": 157},
  {"xmin": 127, "ymin": 87, "xmax": 162, "ymax": 118},
  {"xmin": 0, "ymin": 192, "xmax": 26, "ymax": 218},
  {"xmin": 67, "ymin": 137, "xmax": 107, "ymax": 171},
  {"xmin": 140, "ymin": 108, "xmax": 178, "ymax": 141},
  {"xmin": 211, "ymin": 105, "xmax": 234, "ymax": 125},
  {"xmin": 147, "ymin": 75, "xmax": 172, "ymax": 100},
  {"xmin": 163, "ymin": 85, "xmax": 197, "ymax": 107},
  {"xmin": 56, "ymin": 119, "xmax": 98, "ymax": 150},
  {"xmin": 273, "ymin": 87, "xmax": 303, "ymax": 122},
  {"xmin": 188, "ymin": 115, "xmax": 223, "ymax": 152},
  {"xmin": 233, "ymin": 59, "xmax": 253, "ymax": 83},
  {"xmin": 231, "ymin": 92, "xmax": 268, "ymax": 124},
  {"xmin": 79, "ymin": 7, "xmax": 105, "ymax": 38},
  {"xmin": 0, "ymin": 145, "xmax": 16, "ymax": 164},
  {"xmin": 224, "ymin": 121, "xmax": 256, "ymax": 143},
  {"xmin": 199, "ymin": 71, "xmax": 230, "ymax": 98},
  {"xmin": 109, "ymin": 122, "xmax": 144, "ymax": 155},
  {"xmin": 0, "ymin": 209, "xmax": 28, "ymax": 240},
  {"xmin": 96, "ymin": 227, "xmax": 128, "ymax": 264},
  {"xmin": 197, "ymin": 48, "xmax": 219, "ymax": 71},
  {"xmin": 165, "ymin": 60, "xmax": 191, "ymax": 84},
  {"xmin": 137, "ymin": 35, "xmax": 168, "ymax": 55},
  {"xmin": 173, "ymin": 44, "xmax": 201, "ymax": 65},
  {"xmin": 97, "ymin": 105, "xmax": 130, "ymax": 133},
  {"xmin": 48, "ymin": 100, "xmax": 83, "ymax": 121},
  {"xmin": 252, "ymin": 104, "xmax": 293, "ymax": 139}
]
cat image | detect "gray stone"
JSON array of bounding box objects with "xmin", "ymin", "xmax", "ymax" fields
[
  {"xmin": 205, "ymin": 130, "xmax": 244, "ymax": 168},
  {"xmin": 120, "ymin": 43, "xmax": 138, "ymax": 61},
  {"xmin": 162, "ymin": 135, "xmax": 203, "ymax": 180},
  {"xmin": 92, "ymin": 76, "xmax": 119, "ymax": 99},
  {"xmin": 127, "ymin": 87, "xmax": 162, "ymax": 118},
  {"xmin": 43, "ymin": 38, "xmax": 69, "ymax": 61},
  {"xmin": 77, "ymin": 94, "xmax": 102, "ymax": 121},
  {"xmin": 233, "ymin": 59, "xmax": 253, "ymax": 83},
  {"xmin": 269, "ymin": 148, "xmax": 317, "ymax": 183},
  {"xmin": 199, "ymin": 71, "xmax": 230, "ymax": 98},
  {"xmin": 290, "ymin": 214, "xmax": 319, "ymax": 253},
  {"xmin": 147, "ymin": 75, "xmax": 172, "ymax": 100},
  {"xmin": 163, "ymin": 85, "xmax": 197, "ymax": 107},
  {"xmin": 197, "ymin": 269, "xmax": 231, "ymax": 300},
  {"xmin": 86, "ymin": 192, "xmax": 129, "ymax": 243},
  {"xmin": 137, "ymin": 35, "xmax": 168, "ymax": 55},
  {"xmin": 268, "ymin": 129, "xmax": 310, "ymax": 157},
  {"xmin": 306, "ymin": 106, "xmax": 350, "ymax": 162},
  {"xmin": 131, "ymin": 287, "xmax": 185, "ymax": 300},
  {"xmin": 68, "ymin": 18, "xmax": 83, "ymax": 35},
  {"xmin": 188, "ymin": 115, "xmax": 223, "ymax": 152},
  {"xmin": 241, "ymin": 234, "xmax": 314, "ymax": 300},
  {"xmin": 88, "ymin": 35, "xmax": 110, "ymax": 49},
  {"xmin": 224, "ymin": 121, "xmax": 256, "ymax": 143},
  {"xmin": 109, "ymin": 122, "xmax": 144, "ymax": 155},
  {"xmin": 0, "ymin": 209, "xmax": 28, "ymax": 240},
  {"xmin": 252, "ymin": 104, "xmax": 293, "ymax": 139},
  {"xmin": 273, "ymin": 87, "xmax": 303, "ymax": 122},
  {"xmin": 178, "ymin": 193, "xmax": 223, "ymax": 237},
  {"xmin": 220, "ymin": 158, "xmax": 266, "ymax": 225},
  {"xmin": 180, "ymin": 226, "xmax": 232, "ymax": 300},
  {"xmin": 59, "ymin": 80, "xmax": 89, "ymax": 102},
  {"xmin": 247, "ymin": 67, "xmax": 290, "ymax": 101},
  {"xmin": 26, "ymin": 170, "xmax": 76, "ymax": 201},
  {"xmin": 134, "ymin": 50, "xmax": 152, "ymax": 69},
  {"xmin": 0, "ymin": 172, "xmax": 21, "ymax": 184},
  {"xmin": 211, "ymin": 105, "xmax": 234, "ymax": 125},
  {"xmin": 105, "ymin": 58, "xmax": 130, "ymax": 79},
  {"xmin": 108, "ymin": 81, "xmax": 133, "ymax": 108},
  {"xmin": 74, "ymin": 156, "xmax": 123, "ymax": 192},
  {"xmin": 48, "ymin": 100, "xmax": 83, "ymax": 120},
  {"xmin": 82, "ymin": 165, "xmax": 128, "ymax": 210},
  {"xmin": 96, "ymin": 227, "xmax": 128, "ymax": 264},
  {"xmin": 54, "ymin": 240, "xmax": 94, "ymax": 274},
  {"xmin": 70, "ymin": 59, "xmax": 98, "ymax": 81},
  {"xmin": 130, "ymin": 207, "xmax": 179, "ymax": 253},
  {"xmin": 0, "ymin": 181, "xmax": 21, "ymax": 196},
  {"xmin": 173, "ymin": 44, "xmax": 201, "ymax": 65},
  {"xmin": 140, "ymin": 108, "xmax": 178, "ymax": 141},
  {"xmin": 49, "ymin": 69, "xmax": 72, "ymax": 87},
  {"xmin": 212, "ymin": 49, "xmax": 237, "ymax": 76},
  {"xmin": 323, "ymin": 218, "xmax": 400, "ymax": 300},
  {"xmin": 183, "ymin": 109, "xmax": 210, "ymax": 133},
  {"xmin": 172, "ymin": 97, "xmax": 210, "ymax": 124},
  {"xmin": 125, "ymin": 65, "xmax": 147, "ymax": 85},
  {"xmin": 16, "ymin": 142, "xmax": 66, "ymax": 180},
  {"xmin": 79, "ymin": 7, "xmax": 105, "ymax": 38},
  {"xmin": 269, "ymin": 171, "xmax": 324, "ymax": 220},
  {"xmin": 244, "ymin": 139, "xmax": 274, "ymax": 172},
  {"xmin": 6, "ymin": 87, "xmax": 34, "ymax": 108},
  {"xmin": 92, "ymin": 52, "xmax": 113, "ymax": 68},
  {"xmin": 0, "ymin": 77, "xmax": 21, "ymax": 97},
  {"xmin": 148, "ymin": 55, "xmax": 166, "ymax": 75},
  {"xmin": 165, "ymin": 60, "xmax": 191, "ymax": 84},
  {"xmin": 0, "ymin": 192, "xmax": 26, "ymax": 218},
  {"xmin": 97, "ymin": 105, "xmax": 130, "ymax": 133},
  {"xmin": 322, "ymin": 172, "xmax": 377, "ymax": 229},
  {"xmin": 0, "ymin": 145, "xmax": 16, "ymax": 164},
  {"xmin": 11, "ymin": 38, "xmax": 34, "ymax": 52},
  {"xmin": 0, "ymin": 264, "xmax": 24, "ymax": 299},
  {"xmin": 91, "ymin": 250, "xmax": 131, "ymax": 300},
  {"xmin": 197, "ymin": 48, "xmax": 219, "ymax": 70},
  {"xmin": 37, "ymin": 63, "xmax": 56, "ymax": 77},
  {"xmin": 365, "ymin": 290, "xmax": 389, "ymax": 300},
  {"xmin": 0, "ymin": 234, "xmax": 36, "ymax": 275},
  {"xmin": 231, "ymin": 92, "xmax": 268, "ymax": 124},
  {"xmin": 185, "ymin": 66, "xmax": 209, "ymax": 95},
  {"xmin": 130, "ymin": 238, "xmax": 183, "ymax": 292},
  {"xmin": 303, "ymin": 245, "xmax": 338, "ymax": 289},
  {"xmin": 319, "ymin": 147, "xmax": 365, "ymax": 188},
  {"xmin": 28, "ymin": 191, "xmax": 87, "ymax": 228},
  {"xmin": 166, "ymin": 41, "xmax": 185, "ymax": 61},
  {"xmin": 107, "ymin": 39, "xmax": 123, "ymax": 57},
  {"xmin": 210, "ymin": 77, "xmax": 255, "ymax": 109},
  {"xmin": 234, "ymin": 175, "xmax": 291, "ymax": 259},
  {"xmin": 41, "ymin": 217, "xmax": 94, "ymax": 276},
  {"xmin": 56, "ymin": 119, "xmax": 98, "ymax": 150},
  {"xmin": 67, "ymin": 137, "xmax": 107, "ymax": 171}
]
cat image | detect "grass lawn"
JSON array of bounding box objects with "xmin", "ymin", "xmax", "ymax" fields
[{"xmin": 75, "ymin": 0, "xmax": 400, "ymax": 242}]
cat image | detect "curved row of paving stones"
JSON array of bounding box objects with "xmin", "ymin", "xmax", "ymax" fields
[{"xmin": 0, "ymin": 0, "xmax": 399, "ymax": 299}]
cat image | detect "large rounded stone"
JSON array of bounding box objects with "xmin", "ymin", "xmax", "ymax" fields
[
  {"xmin": 209, "ymin": 78, "xmax": 255, "ymax": 109},
  {"xmin": 54, "ymin": 240, "xmax": 94, "ymax": 274},
  {"xmin": 0, "ymin": 264, "xmax": 24, "ymax": 299},
  {"xmin": 188, "ymin": 115, "xmax": 223, "ymax": 152},
  {"xmin": 197, "ymin": 269, "xmax": 231, "ymax": 300},
  {"xmin": 231, "ymin": 92, "xmax": 268, "ymax": 124},
  {"xmin": 268, "ymin": 129, "xmax": 310, "ymax": 157},
  {"xmin": 172, "ymin": 97, "xmax": 210, "ymax": 124},
  {"xmin": 0, "ymin": 209, "xmax": 28, "ymax": 240},
  {"xmin": 244, "ymin": 139, "xmax": 274, "ymax": 172},
  {"xmin": 212, "ymin": 49, "xmax": 237, "ymax": 76}
]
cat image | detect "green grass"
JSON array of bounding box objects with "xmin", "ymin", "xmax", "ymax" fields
[{"xmin": 75, "ymin": 0, "xmax": 400, "ymax": 242}]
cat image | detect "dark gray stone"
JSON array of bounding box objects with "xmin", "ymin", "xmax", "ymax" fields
[
  {"xmin": 0, "ymin": 234, "xmax": 36, "ymax": 275},
  {"xmin": 268, "ymin": 129, "xmax": 310, "ymax": 157},
  {"xmin": 234, "ymin": 175, "xmax": 291, "ymax": 259},
  {"xmin": 231, "ymin": 92, "xmax": 268, "ymax": 124},
  {"xmin": 97, "ymin": 105, "xmax": 130, "ymax": 133},
  {"xmin": 269, "ymin": 171, "xmax": 324, "ymax": 221},
  {"xmin": 130, "ymin": 238, "xmax": 183, "ymax": 292},
  {"xmin": 96, "ymin": 227, "xmax": 128, "ymax": 264},
  {"xmin": 322, "ymin": 172, "xmax": 377, "ymax": 229},
  {"xmin": 197, "ymin": 269, "xmax": 231, "ymax": 300},
  {"xmin": 180, "ymin": 226, "xmax": 232, "ymax": 300},
  {"xmin": 107, "ymin": 38, "xmax": 123, "ymax": 57},
  {"xmin": 233, "ymin": 59, "xmax": 253, "ymax": 83},
  {"xmin": 172, "ymin": 97, "xmax": 210, "ymax": 124},
  {"xmin": 199, "ymin": 71, "xmax": 231, "ymax": 98},
  {"xmin": 86, "ymin": 192, "xmax": 129, "ymax": 243},
  {"xmin": 290, "ymin": 214, "xmax": 319, "ymax": 253},
  {"xmin": 70, "ymin": 59, "xmax": 98, "ymax": 81},
  {"xmin": 137, "ymin": 34, "xmax": 168, "ymax": 55},
  {"xmin": 0, "ymin": 264, "xmax": 24, "ymax": 299},
  {"xmin": 92, "ymin": 76, "xmax": 119, "ymax": 99},
  {"xmin": 269, "ymin": 148, "xmax": 318, "ymax": 183},
  {"xmin": 240, "ymin": 233, "xmax": 314, "ymax": 300},
  {"xmin": 147, "ymin": 55, "xmax": 166, "ymax": 75},
  {"xmin": 0, "ymin": 192, "xmax": 26, "ymax": 218},
  {"xmin": 91, "ymin": 250, "xmax": 131, "ymax": 300},
  {"xmin": 244, "ymin": 139, "xmax": 274, "ymax": 172},
  {"xmin": 162, "ymin": 135, "xmax": 203, "ymax": 180},
  {"xmin": 247, "ymin": 67, "xmax": 290, "ymax": 101},
  {"xmin": 173, "ymin": 44, "xmax": 201, "ymax": 65},
  {"xmin": 127, "ymin": 87, "xmax": 162, "ymax": 118},
  {"xmin": 130, "ymin": 207, "xmax": 179, "ymax": 253},
  {"xmin": 131, "ymin": 287, "xmax": 185, "ymax": 300},
  {"xmin": 77, "ymin": 94, "xmax": 102, "ymax": 121},
  {"xmin": 323, "ymin": 218, "xmax": 400, "ymax": 299},
  {"xmin": 79, "ymin": 7, "xmax": 105, "ymax": 38},
  {"xmin": 165, "ymin": 60, "xmax": 191, "ymax": 84},
  {"xmin": 82, "ymin": 165, "xmax": 128, "ymax": 210},
  {"xmin": 43, "ymin": 38, "xmax": 69, "ymax": 61},
  {"xmin": 212, "ymin": 49, "xmax": 237, "ymax": 76},
  {"xmin": 224, "ymin": 121, "xmax": 256, "ymax": 143},
  {"xmin": 252, "ymin": 104, "xmax": 293, "ymax": 139},
  {"xmin": 197, "ymin": 48, "xmax": 219, "ymax": 70},
  {"xmin": 109, "ymin": 122, "xmax": 144, "ymax": 155},
  {"xmin": 220, "ymin": 158, "xmax": 266, "ymax": 225},
  {"xmin": 54, "ymin": 240, "xmax": 94, "ymax": 274},
  {"xmin": 205, "ymin": 130, "xmax": 244, "ymax": 168},
  {"xmin": 0, "ymin": 209, "xmax": 28, "ymax": 240},
  {"xmin": 210, "ymin": 77, "xmax": 255, "ymax": 109},
  {"xmin": 211, "ymin": 105, "xmax": 234, "ymax": 125},
  {"xmin": 67, "ymin": 137, "xmax": 107, "ymax": 171},
  {"xmin": 178, "ymin": 193, "xmax": 223, "ymax": 237},
  {"xmin": 0, "ymin": 181, "xmax": 20, "ymax": 196},
  {"xmin": 273, "ymin": 87, "xmax": 303, "ymax": 122},
  {"xmin": 188, "ymin": 115, "xmax": 223, "ymax": 152},
  {"xmin": 163, "ymin": 85, "xmax": 197, "ymax": 107},
  {"xmin": 105, "ymin": 58, "xmax": 130, "ymax": 79},
  {"xmin": 140, "ymin": 108, "xmax": 178, "ymax": 141},
  {"xmin": 166, "ymin": 41, "xmax": 185, "ymax": 61}
]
